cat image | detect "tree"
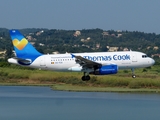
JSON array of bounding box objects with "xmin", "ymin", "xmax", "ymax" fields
[{"xmin": 5, "ymin": 47, "xmax": 13, "ymax": 59}]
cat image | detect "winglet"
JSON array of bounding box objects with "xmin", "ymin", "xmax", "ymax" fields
[
  {"xmin": 9, "ymin": 30, "xmax": 42, "ymax": 62},
  {"xmin": 71, "ymin": 54, "xmax": 76, "ymax": 58}
]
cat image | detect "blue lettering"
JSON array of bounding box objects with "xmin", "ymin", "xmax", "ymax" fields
[
  {"xmin": 118, "ymin": 55, "xmax": 121, "ymax": 60},
  {"xmin": 126, "ymin": 55, "xmax": 130, "ymax": 60},
  {"xmin": 108, "ymin": 56, "xmax": 112, "ymax": 61},
  {"xmin": 83, "ymin": 55, "xmax": 112, "ymax": 61},
  {"xmin": 122, "ymin": 55, "xmax": 125, "ymax": 60},
  {"xmin": 84, "ymin": 55, "xmax": 130, "ymax": 61},
  {"xmin": 113, "ymin": 55, "xmax": 117, "ymax": 60},
  {"xmin": 92, "ymin": 56, "xmax": 95, "ymax": 61},
  {"xmin": 97, "ymin": 56, "xmax": 102, "ymax": 61},
  {"xmin": 89, "ymin": 56, "xmax": 93, "ymax": 61},
  {"xmin": 83, "ymin": 56, "xmax": 88, "ymax": 59},
  {"xmin": 102, "ymin": 56, "xmax": 106, "ymax": 61},
  {"xmin": 113, "ymin": 54, "xmax": 130, "ymax": 60}
]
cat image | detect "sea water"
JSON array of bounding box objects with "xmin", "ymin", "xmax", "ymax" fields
[{"xmin": 0, "ymin": 86, "xmax": 160, "ymax": 120}]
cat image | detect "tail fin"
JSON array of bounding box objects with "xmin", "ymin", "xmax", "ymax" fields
[{"xmin": 9, "ymin": 30, "xmax": 42, "ymax": 62}]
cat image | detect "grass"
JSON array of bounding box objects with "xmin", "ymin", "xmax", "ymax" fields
[
  {"xmin": 0, "ymin": 65, "xmax": 160, "ymax": 92},
  {"xmin": 52, "ymin": 84, "xmax": 160, "ymax": 93}
]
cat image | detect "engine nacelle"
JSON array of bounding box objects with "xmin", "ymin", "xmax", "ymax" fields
[{"xmin": 92, "ymin": 64, "xmax": 118, "ymax": 75}]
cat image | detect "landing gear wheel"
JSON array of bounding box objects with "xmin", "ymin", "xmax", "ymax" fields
[
  {"xmin": 131, "ymin": 68, "xmax": 136, "ymax": 78},
  {"xmin": 86, "ymin": 75, "xmax": 90, "ymax": 81},
  {"xmin": 82, "ymin": 76, "xmax": 86, "ymax": 81},
  {"xmin": 81, "ymin": 75, "xmax": 90, "ymax": 81},
  {"xmin": 132, "ymin": 75, "xmax": 136, "ymax": 78}
]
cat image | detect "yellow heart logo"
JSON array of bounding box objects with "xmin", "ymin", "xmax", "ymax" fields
[{"xmin": 12, "ymin": 38, "xmax": 28, "ymax": 50}]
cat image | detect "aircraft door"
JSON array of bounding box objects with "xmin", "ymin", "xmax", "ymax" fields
[
  {"xmin": 132, "ymin": 53, "xmax": 137, "ymax": 62},
  {"xmin": 40, "ymin": 56, "xmax": 46, "ymax": 67}
]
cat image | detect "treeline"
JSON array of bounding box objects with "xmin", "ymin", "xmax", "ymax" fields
[{"xmin": 0, "ymin": 28, "xmax": 160, "ymax": 58}]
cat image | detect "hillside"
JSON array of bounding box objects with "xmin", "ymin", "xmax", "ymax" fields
[{"xmin": 0, "ymin": 28, "xmax": 160, "ymax": 59}]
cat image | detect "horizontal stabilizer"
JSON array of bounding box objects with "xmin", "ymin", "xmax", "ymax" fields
[{"xmin": 8, "ymin": 57, "xmax": 32, "ymax": 65}]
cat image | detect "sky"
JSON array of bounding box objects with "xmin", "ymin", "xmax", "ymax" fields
[{"xmin": 1, "ymin": 0, "xmax": 160, "ymax": 34}]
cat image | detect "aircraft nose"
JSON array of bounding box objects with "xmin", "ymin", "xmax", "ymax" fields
[{"xmin": 151, "ymin": 58, "xmax": 155, "ymax": 65}]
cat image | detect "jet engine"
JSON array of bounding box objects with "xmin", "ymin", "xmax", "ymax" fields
[{"xmin": 92, "ymin": 64, "xmax": 118, "ymax": 75}]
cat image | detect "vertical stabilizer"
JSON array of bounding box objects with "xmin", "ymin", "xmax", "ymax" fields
[{"xmin": 9, "ymin": 30, "xmax": 42, "ymax": 62}]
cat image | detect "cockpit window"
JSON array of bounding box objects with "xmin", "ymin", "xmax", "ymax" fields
[{"xmin": 142, "ymin": 55, "xmax": 147, "ymax": 58}]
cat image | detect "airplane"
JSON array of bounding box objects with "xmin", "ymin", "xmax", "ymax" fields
[{"xmin": 8, "ymin": 30, "xmax": 155, "ymax": 81}]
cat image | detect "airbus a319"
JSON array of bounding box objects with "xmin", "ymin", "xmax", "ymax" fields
[{"xmin": 8, "ymin": 30, "xmax": 155, "ymax": 81}]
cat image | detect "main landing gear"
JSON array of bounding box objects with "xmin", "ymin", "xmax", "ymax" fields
[
  {"xmin": 81, "ymin": 72, "xmax": 90, "ymax": 81},
  {"xmin": 131, "ymin": 68, "xmax": 136, "ymax": 78},
  {"xmin": 81, "ymin": 69, "xmax": 136, "ymax": 81}
]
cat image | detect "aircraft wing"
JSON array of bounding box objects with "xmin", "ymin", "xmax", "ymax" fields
[{"xmin": 71, "ymin": 54, "xmax": 102, "ymax": 69}]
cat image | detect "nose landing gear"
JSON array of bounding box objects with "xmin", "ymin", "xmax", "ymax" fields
[{"xmin": 131, "ymin": 68, "xmax": 136, "ymax": 78}]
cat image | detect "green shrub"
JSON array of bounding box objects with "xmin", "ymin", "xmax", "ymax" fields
[
  {"xmin": 123, "ymin": 70, "xmax": 129, "ymax": 73},
  {"xmin": 142, "ymin": 68, "xmax": 147, "ymax": 72},
  {"xmin": 128, "ymin": 79, "xmax": 160, "ymax": 89},
  {"xmin": 29, "ymin": 73, "xmax": 54, "ymax": 81},
  {"xmin": 0, "ymin": 70, "xmax": 8, "ymax": 76},
  {"xmin": 89, "ymin": 76, "xmax": 98, "ymax": 83},
  {"xmin": 56, "ymin": 76, "xmax": 85, "ymax": 85},
  {"xmin": 8, "ymin": 73, "xmax": 29, "ymax": 79},
  {"xmin": 129, "ymin": 80, "xmax": 141, "ymax": 88},
  {"xmin": 100, "ymin": 77, "xmax": 130, "ymax": 87}
]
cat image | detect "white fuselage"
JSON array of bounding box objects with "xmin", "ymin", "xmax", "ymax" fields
[{"xmin": 8, "ymin": 51, "xmax": 154, "ymax": 72}]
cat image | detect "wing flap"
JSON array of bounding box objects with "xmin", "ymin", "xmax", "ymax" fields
[{"xmin": 72, "ymin": 54, "xmax": 102, "ymax": 69}]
